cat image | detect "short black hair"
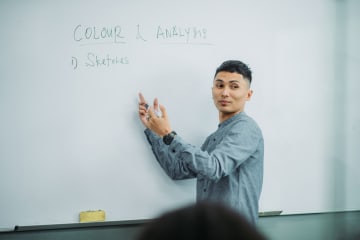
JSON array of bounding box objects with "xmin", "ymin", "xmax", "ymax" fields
[{"xmin": 214, "ymin": 60, "xmax": 252, "ymax": 85}]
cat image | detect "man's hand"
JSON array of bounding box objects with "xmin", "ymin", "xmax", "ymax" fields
[
  {"xmin": 138, "ymin": 93, "xmax": 172, "ymax": 137},
  {"xmin": 138, "ymin": 92, "xmax": 149, "ymax": 126}
]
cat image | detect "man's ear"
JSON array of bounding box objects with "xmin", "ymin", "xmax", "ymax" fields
[{"xmin": 246, "ymin": 89, "xmax": 253, "ymax": 101}]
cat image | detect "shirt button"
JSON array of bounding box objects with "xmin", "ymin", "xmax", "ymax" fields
[
  {"xmin": 172, "ymin": 149, "xmax": 176, "ymax": 153},
  {"xmin": 213, "ymin": 138, "xmax": 216, "ymax": 141},
  {"xmin": 203, "ymin": 188, "xmax": 207, "ymax": 192}
]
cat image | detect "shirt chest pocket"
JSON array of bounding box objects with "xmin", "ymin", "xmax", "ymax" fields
[{"xmin": 205, "ymin": 134, "xmax": 225, "ymax": 153}]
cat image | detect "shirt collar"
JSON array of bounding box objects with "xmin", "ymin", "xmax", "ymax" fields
[{"xmin": 218, "ymin": 112, "xmax": 246, "ymax": 128}]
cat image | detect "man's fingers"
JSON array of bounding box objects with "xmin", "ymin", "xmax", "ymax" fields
[
  {"xmin": 159, "ymin": 104, "xmax": 167, "ymax": 119},
  {"xmin": 153, "ymin": 98, "xmax": 159, "ymax": 111},
  {"xmin": 138, "ymin": 92, "xmax": 147, "ymax": 105},
  {"xmin": 147, "ymin": 106, "xmax": 157, "ymax": 118},
  {"xmin": 138, "ymin": 94, "xmax": 166, "ymax": 121}
]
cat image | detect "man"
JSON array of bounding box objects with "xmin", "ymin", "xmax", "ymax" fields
[{"xmin": 138, "ymin": 60, "xmax": 264, "ymax": 224}]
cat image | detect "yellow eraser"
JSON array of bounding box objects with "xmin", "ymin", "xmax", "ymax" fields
[{"xmin": 79, "ymin": 210, "xmax": 105, "ymax": 223}]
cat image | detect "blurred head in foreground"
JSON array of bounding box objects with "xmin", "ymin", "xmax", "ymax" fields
[{"xmin": 136, "ymin": 202, "xmax": 267, "ymax": 240}]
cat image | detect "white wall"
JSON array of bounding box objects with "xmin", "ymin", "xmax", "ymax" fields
[{"xmin": 342, "ymin": 0, "xmax": 360, "ymax": 211}]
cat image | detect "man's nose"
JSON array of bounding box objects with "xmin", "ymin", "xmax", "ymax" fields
[{"xmin": 221, "ymin": 87, "xmax": 229, "ymax": 97}]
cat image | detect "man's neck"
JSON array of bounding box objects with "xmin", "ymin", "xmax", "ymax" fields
[{"xmin": 219, "ymin": 110, "xmax": 242, "ymax": 123}]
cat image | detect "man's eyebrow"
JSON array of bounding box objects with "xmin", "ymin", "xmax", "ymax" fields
[{"xmin": 214, "ymin": 79, "xmax": 240, "ymax": 83}]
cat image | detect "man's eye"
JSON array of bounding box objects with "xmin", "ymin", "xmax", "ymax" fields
[
  {"xmin": 230, "ymin": 85, "xmax": 239, "ymax": 89},
  {"xmin": 216, "ymin": 84, "xmax": 224, "ymax": 88}
]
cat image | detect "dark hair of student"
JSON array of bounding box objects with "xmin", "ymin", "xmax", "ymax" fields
[
  {"xmin": 215, "ymin": 60, "xmax": 252, "ymax": 85},
  {"xmin": 136, "ymin": 202, "xmax": 267, "ymax": 240}
]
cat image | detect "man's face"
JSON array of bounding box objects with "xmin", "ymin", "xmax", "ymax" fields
[{"xmin": 212, "ymin": 71, "xmax": 253, "ymax": 119}]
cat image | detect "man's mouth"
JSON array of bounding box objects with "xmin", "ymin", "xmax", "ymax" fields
[{"xmin": 219, "ymin": 100, "xmax": 230, "ymax": 106}]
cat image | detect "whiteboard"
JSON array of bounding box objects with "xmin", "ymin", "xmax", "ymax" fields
[{"xmin": 1, "ymin": 0, "xmax": 359, "ymax": 229}]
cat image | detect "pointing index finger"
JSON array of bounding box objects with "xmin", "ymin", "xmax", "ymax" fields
[{"xmin": 138, "ymin": 92, "xmax": 147, "ymax": 105}]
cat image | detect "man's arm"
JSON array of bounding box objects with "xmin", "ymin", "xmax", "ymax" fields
[
  {"xmin": 145, "ymin": 129, "xmax": 196, "ymax": 180},
  {"xmin": 138, "ymin": 93, "xmax": 196, "ymax": 179},
  {"xmin": 168, "ymin": 122, "xmax": 263, "ymax": 181}
]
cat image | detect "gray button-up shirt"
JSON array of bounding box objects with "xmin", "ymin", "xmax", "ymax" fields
[{"xmin": 144, "ymin": 111, "xmax": 264, "ymax": 224}]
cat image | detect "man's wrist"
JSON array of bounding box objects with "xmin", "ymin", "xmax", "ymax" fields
[
  {"xmin": 160, "ymin": 129, "xmax": 172, "ymax": 137},
  {"xmin": 163, "ymin": 131, "xmax": 177, "ymax": 145}
]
